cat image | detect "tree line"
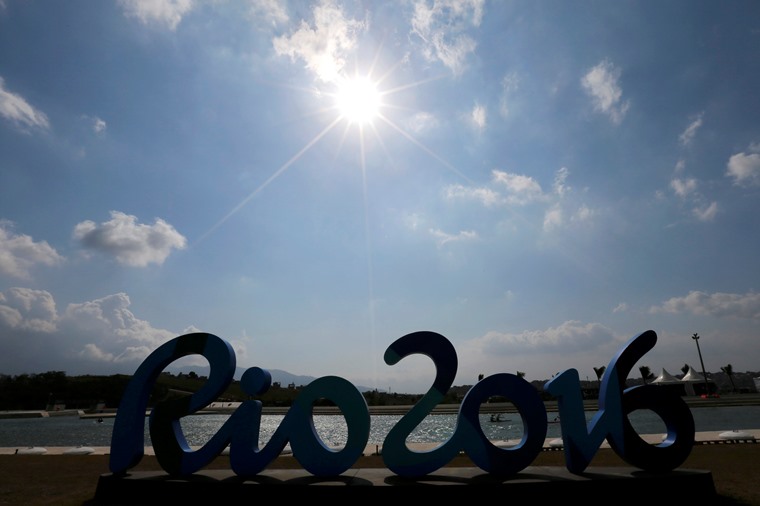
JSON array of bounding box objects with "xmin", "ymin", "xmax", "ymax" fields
[
  {"xmin": 0, "ymin": 371, "xmax": 135, "ymax": 411},
  {"xmin": 1, "ymin": 364, "xmax": 756, "ymax": 412},
  {"xmin": 0, "ymin": 371, "xmax": 430, "ymax": 411}
]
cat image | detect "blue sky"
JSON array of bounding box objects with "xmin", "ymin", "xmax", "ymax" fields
[{"xmin": 1, "ymin": 0, "xmax": 759, "ymax": 394}]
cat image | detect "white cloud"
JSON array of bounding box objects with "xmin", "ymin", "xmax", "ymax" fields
[
  {"xmin": 405, "ymin": 111, "xmax": 439, "ymax": 134},
  {"xmin": 547, "ymin": 168, "xmax": 592, "ymax": 229},
  {"xmin": 0, "ymin": 287, "xmax": 58, "ymax": 333},
  {"xmin": 651, "ymin": 290, "xmax": 760, "ymax": 319},
  {"xmin": 573, "ymin": 205, "xmax": 594, "ymax": 223},
  {"xmin": 669, "ymin": 172, "xmax": 719, "ymax": 222},
  {"xmin": 613, "ymin": 302, "xmax": 628, "ymax": 313},
  {"xmin": 82, "ymin": 114, "xmax": 106, "ymax": 134},
  {"xmin": 410, "ymin": 0, "xmax": 484, "ymax": 76},
  {"xmin": 726, "ymin": 151, "xmax": 760, "ymax": 187},
  {"xmin": 543, "ymin": 204, "xmax": 563, "ymax": 231},
  {"xmin": 491, "ymin": 170, "xmax": 545, "ymax": 205},
  {"xmin": 248, "ymin": 0, "xmax": 289, "ymax": 27},
  {"xmin": 226, "ymin": 337, "xmax": 249, "ymax": 366},
  {"xmin": 0, "ymin": 289, "xmax": 183, "ymax": 374},
  {"xmin": 445, "ymin": 169, "xmax": 564, "ymax": 208},
  {"xmin": 272, "ymin": 0, "xmax": 364, "ymax": 83},
  {"xmin": 114, "ymin": 345, "xmax": 157, "ymax": 363},
  {"xmin": 445, "ymin": 167, "xmax": 590, "ymax": 233},
  {"xmin": 63, "ymin": 293, "xmax": 175, "ymax": 349},
  {"xmin": 429, "ymin": 228, "xmax": 478, "ymax": 247},
  {"xmin": 473, "ymin": 320, "xmax": 615, "ymax": 355},
  {"xmin": 403, "ymin": 212, "xmax": 424, "ymax": 231},
  {"xmin": 553, "ymin": 167, "xmax": 570, "ymax": 197},
  {"xmin": 469, "ymin": 103, "xmax": 486, "ymax": 131},
  {"xmin": 118, "ymin": 0, "xmax": 194, "ymax": 30},
  {"xmin": 670, "ymin": 177, "xmax": 697, "ymax": 198},
  {"xmin": 0, "ymin": 76, "xmax": 50, "ymax": 131},
  {"xmin": 78, "ymin": 343, "xmax": 115, "ymax": 362},
  {"xmin": 499, "ymin": 73, "xmax": 519, "ymax": 118},
  {"xmin": 581, "ymin": 59, "xmax": 630, "ymax": 124},
  {"xmin": 93, "ymin": 117, "xmax": 106, "ymax": 133},
  {"xmin": 0, "ymin": 221, "xmax": 64, "ymax": 280},
  {"xmin": 679, "ymin": 112, "xmax": 703, "ymax": 146},
  {"xmin": 693, "ymin": 201, "xmax": 718, "ymax": 222},
  {"xmin": 72, "ymin": 211, "xmax": 187, "ymax": 267},
  {"xmin": 444, "ymin": 183, "xmax": 502, "ymax": 207}
]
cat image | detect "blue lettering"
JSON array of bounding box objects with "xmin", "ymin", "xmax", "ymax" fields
[
  {"xmin": 109, "ymin": 329, "xmax": 694, "ymax": 477},
  {"xmin": 545, "ymin": 330, "xmax": 694, "ymax": 473}
]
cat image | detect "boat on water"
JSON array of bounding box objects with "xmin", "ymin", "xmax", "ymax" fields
[
  {"xmin": 63, "ymin": 446, "xmax": 95, "ymax": 455},
  {"xmin": 15, "ymin": 446, "xmax": 47, "ymax": 455},
  {"xmin": 488, "ymin": 414, "xmax": 511, "ymax": 423}
]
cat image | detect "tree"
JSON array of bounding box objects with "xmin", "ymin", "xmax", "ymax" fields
[
  {"xmin": 593, "ymin": 366, "xmax": 606, "ymax": 385},
  {"xmin": 681, "ymin": 364, "xmax": 689, "ymax": 375},
  {"xmin": 516, "ymin": 371, "xmax": 525, "ymax": 379},
  {"xmin": 478, "ymin": 373, "xmax": 484, "ymax": 382},
  {"xmin": 639, "ymin": 366, "xmax": 654, "ymax": 384},
  {"xmin": 721, "ymin": 364, "xmax": 736, "ymax": 393}
]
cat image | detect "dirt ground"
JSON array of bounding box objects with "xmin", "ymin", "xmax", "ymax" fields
[{"xmin": 1, "ymin": 443, "xmax": 758, "ymax": 505}]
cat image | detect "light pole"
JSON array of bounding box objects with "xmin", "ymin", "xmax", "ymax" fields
[{"xmin": 691, "ymin": 333, "xmax": 711, "ymax": 396}]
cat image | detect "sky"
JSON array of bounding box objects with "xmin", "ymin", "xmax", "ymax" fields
[{"xmin": 1, "ymin": 0, "xmax": 759, "ymax": 395}]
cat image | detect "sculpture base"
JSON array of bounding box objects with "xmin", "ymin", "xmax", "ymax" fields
[{"xmin": 95, "ymin": 466, "xmax": 716, "ymax": 503}]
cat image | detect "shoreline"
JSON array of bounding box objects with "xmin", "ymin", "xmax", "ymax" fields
[
  {"xmin": 2, "ymin": 429, "xmax": 757, "ymax": 456},
  {"xmin": 2, "ymin": 439, "xmax": 760, "ymax": 505},
  {"xmin": 3, "ymin": 398, "xmax": 758, "ymax": 504},
  {"xmin": 6, "ymin": 391, "xmax": 760, "ymax": 420}
]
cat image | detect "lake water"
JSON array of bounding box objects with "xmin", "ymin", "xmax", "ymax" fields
[{"xmin": 1, "ymin": 405, "xmax": 758, "ymax": 449}]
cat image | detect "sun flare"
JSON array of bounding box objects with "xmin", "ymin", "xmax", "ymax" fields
[{"xmin": 334, "ymin": 76, "xmax": 381, "ymax": 125}]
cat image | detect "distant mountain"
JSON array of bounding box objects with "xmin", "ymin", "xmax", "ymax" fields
[
  {"xmin": 258, "ymin": 368, "xmax": 317, "ymax": 389},
  {"xmin": 166, "ymin": 363, "xmax": 374, "ymax": 392},
  {"xmin": 245, "ymin": 368, "xmax": 376, "ymax": 393}
]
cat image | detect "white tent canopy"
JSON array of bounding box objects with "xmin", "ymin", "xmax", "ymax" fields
[
  {"xmin": 650, "ymin": 365, "xmax": 716, "ymax": 396},
  {"xmin": 651, "ymin": 368, "xmax": 680, "ymax": 384},
  {"xmin": 679, "ymin": 364, "xmax": 716, "ymax": 396},
  {"xmin": 681, "ymin": 365, "xmax": 707, "ymax": 383}
]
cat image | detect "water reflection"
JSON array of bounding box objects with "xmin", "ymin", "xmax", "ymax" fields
[
  {"xmin": 175, "ymin": 406, "xmax": 750, "ymax": 448},
  {"xmin": 0, "ymin": 405, "xmax": 757, "ymax": 448}
]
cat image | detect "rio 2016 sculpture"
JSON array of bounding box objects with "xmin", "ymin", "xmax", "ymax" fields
[{"xmin": 109, "ymin": 329, "xmax": 694, "ymax": 478}]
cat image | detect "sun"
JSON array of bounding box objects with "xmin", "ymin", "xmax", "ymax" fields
[{"xmin": 334, "ymin": 76, "xmax": 381, "ymax": 125}]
